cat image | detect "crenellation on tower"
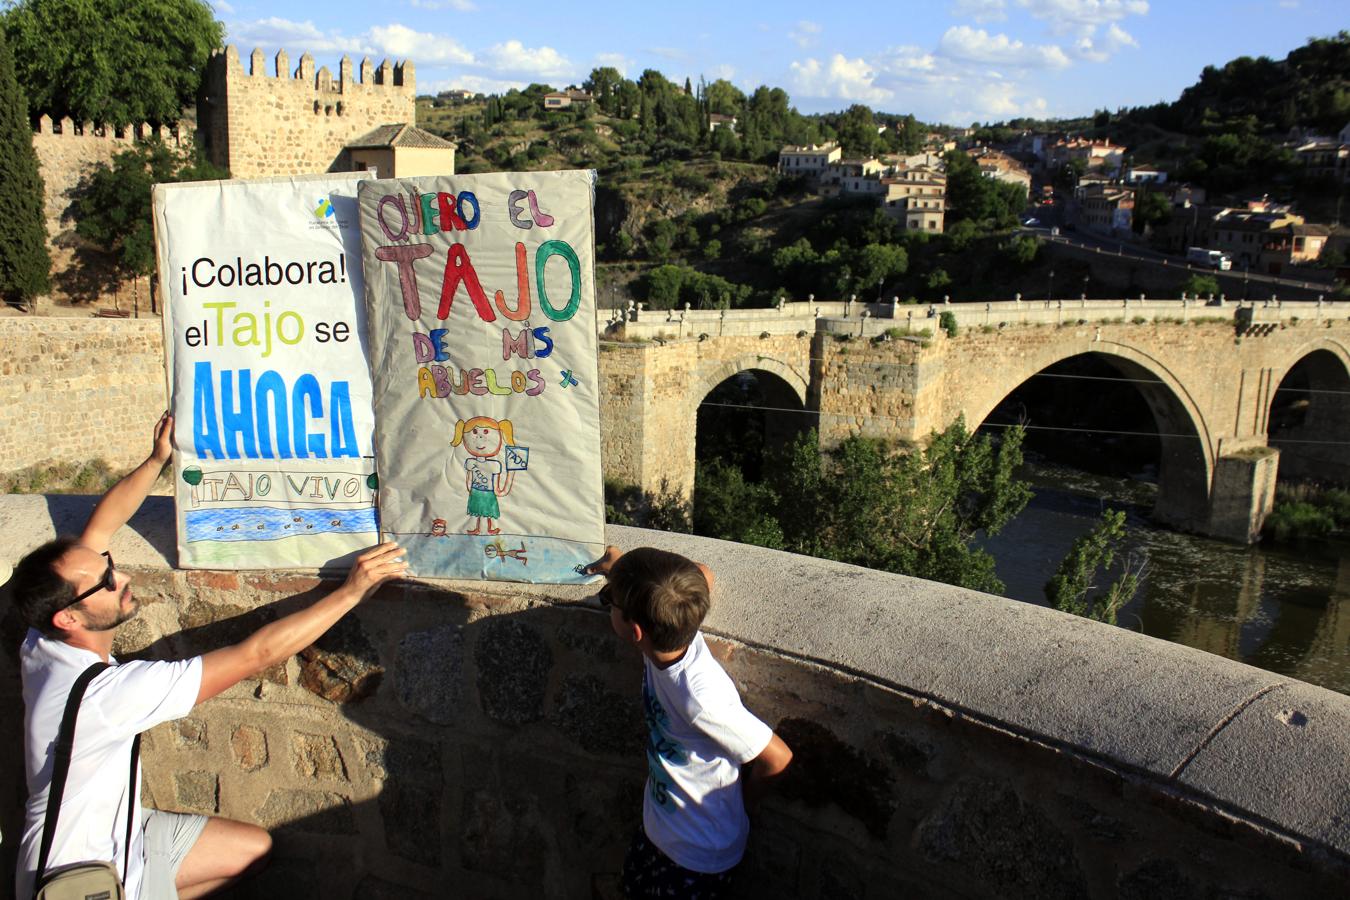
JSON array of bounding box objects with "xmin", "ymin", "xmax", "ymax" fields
[
  {"xmin": 197, "ymin": 44, "xmax": 417, "ymax": 178},
  {"xmin": 250, "ymin": 48, "xmax": 265, "ymax": 76}
]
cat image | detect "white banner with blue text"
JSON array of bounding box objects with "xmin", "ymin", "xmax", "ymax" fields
[{"xmin": 153, "ymin": 172, "xmax": 379, "ymax": 569}]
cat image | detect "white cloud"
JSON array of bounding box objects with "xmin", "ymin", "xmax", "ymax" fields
[
  {"xmin": 368, "ymin": 24, "xmax": 473, "ymax": 64},
  {"xmin": 948, "ymin": 81, "xmax": 1049, "ymax": 123},
  {"xmin": 1017, "ymin": 0, "xmax": 1148, "ymax": 35},
  {"xmin": 790, "ymin": 54, "xmax": 894, "ymax": 105},
  {"xmin": 789, "ymin": 20, "xmax": 823, "ymax": 48},
  {"xmin": 225, "ymin": 18, "xmax": 374, "ymax": 56},
  {"xmin": 938, "ymin": 26, "xmax": 1070, "ymax": 68},
  {"xmin": 422, "ymin": 74, "xmax": 523, "ymax": 96},
  {"xmin": 950, "ymin": 0, "xmax": 1007, "ymax": 23},
  {"xmin": 407, "ymin": 0, "xmax": 476, "ymax": 10},
  {"xmin": 1072, "ymin": 22, "xmax": 1138, "ymax": 61},
  {"xmin": 707, "ymin": 63, "xmax": 737, "ymax": 81},
  {"xmin": 593, "ymin": 53, "xmax": 634, "ymax": 77},
  {"xmin": 479, "ymin": 40, "xmax": 574, "ymax": 80},
  {"xmin": 212, "ymin": 0, "xmax": 237, "ymax": 14}
]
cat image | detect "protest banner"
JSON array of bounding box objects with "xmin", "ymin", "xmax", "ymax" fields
[
  {"xmin": 356, "ymin": 171, "xmax": 604, "ymax": 583},
  {"xmin": 153, "ymin": 173, "xmax": 379, "ymax": 569}
]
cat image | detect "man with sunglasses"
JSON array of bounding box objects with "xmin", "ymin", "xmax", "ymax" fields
[{"xmin": 10, "ymin": 413, "xmax": 407, "ymax": 899}]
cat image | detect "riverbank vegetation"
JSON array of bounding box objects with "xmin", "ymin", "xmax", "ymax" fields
[{"xmin": 1263, "ymin": 484, "xmax": 1350, "ymax": 543}]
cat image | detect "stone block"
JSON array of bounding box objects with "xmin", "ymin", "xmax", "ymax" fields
[
  {"xmin": 915, "ymin": 779, "xmax": 1086, "ymax": 898},
  {"xmin": 173, "ymin": 717, "xmax": 208, "ymax": 749},
  {"xmin": 395, "ymin": 623, "xmax": 464, "ymax": 725},
  {"xmin": 776, "ymin": 718, "xmax": 895, "ymax": 840},
  {"xmin": 352, "ymin": 875, "xmax": 436, "ymax": 899},
  {"xmin": 291, "ymin": 732, "xmax": 348, "ymax": 781},
  {"xmin": 255, "ymin": 789, "xmax": 356, "ymax": 835},
  {"xmin": 1116, "ymin": 858, "xmax": 1201, "ymax": 900},
  {"xmin": 551, "ymin": 673, "xmax": 643, "ymax": 756},
  {"xmin": 460, "ymin": 788, "xmax": 547, "ymax": 883},
  {"xmin": 474, "ymin": 619, "xmax": 551, "ymax": 725},
  {"xmin": 174, "ymin": 770, "xmax": 219, "ymax": 813},
  {"xmin": 375, "ymin": 738, "xmax": 443, "ymax": 865},
  {"xmin": 231, "ymin": 724, "xmax": 269, "ymax": 771},
  {"xmin": 298, "ymin": 615, "xmax": 383, "ymax": 703}
]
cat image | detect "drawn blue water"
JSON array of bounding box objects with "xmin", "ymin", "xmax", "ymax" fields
[{"xmin": 185, "ymin": 506, "xmax": 378, "ymax": 543}]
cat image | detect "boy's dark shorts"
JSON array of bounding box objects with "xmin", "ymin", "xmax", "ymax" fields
[{"xmin": 622, "ymin": 828, "xmax": 734, "ymax": 899}]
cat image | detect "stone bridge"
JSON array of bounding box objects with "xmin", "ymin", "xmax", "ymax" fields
[{"xmin": 599, "ymin": 297, "xmax": 1350, "ymax": 542}]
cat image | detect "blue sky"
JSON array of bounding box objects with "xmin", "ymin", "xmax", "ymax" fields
[{"xmin": 213, "ymin": 0, "xmax": 1346, "ymax": 125}]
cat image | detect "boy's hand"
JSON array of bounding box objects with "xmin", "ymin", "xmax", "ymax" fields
[
  {"xmin": 151, "ymin": 411, "xmax": 174, "ymax": 465},
  {"xmin": 343, "ymin": 542, "xmax": 408, "ymax": 599},
  {"xmin": 585, "ymin": 545, "xmax": 622, "ymax": 577}
]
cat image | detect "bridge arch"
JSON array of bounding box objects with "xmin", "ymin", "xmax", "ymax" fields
[
  {"xmin": 1268, "ymin": 338, "xmax": 1350, "ymax": 485},
  {"xmin": 692, "ymin": 353, "xmax": 811, "ymax": 413},
  {"xmin": 963, "ymin": 340, "xmax": 1216, "ymax": 532},
  {"xmin": 691, "ymin": 354, "xmax": 814, "ymax": 485}
]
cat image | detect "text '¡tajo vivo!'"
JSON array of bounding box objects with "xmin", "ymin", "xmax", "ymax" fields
[{"xmin": 180, "ymin": 255, "xmax": 347, "ymax": 294}]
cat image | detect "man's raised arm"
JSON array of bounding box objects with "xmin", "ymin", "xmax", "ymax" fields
[
  {"xmin": 79, "ymin": 411, "xmax": 174, "ymax": 553},
  {"xmin": 195, "ymin": 542, "xmax": 407, "ymax": 704}
]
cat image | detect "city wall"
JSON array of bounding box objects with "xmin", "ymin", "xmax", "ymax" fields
[
  {"xmin": 198, "ymin": 46, "xmax": 416, "ymax": 178},
  {"xmin": 0, "ymin": 319, "xmax": 166, "ymax": 473},
  {"xmin": 0, "ymin": 500, "xmax": 1346, "ymax": 898},
  {"xmin": 29, "ymin": 117, "xmax": 186, "ymax": 307}
]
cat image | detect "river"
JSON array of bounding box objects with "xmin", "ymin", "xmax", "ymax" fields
[{"xmin": 980, "ymin": 461, "xmax": 1350, "ymax": 696}]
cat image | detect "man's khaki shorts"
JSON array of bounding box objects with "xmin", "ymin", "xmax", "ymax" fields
[{"xmin": 141, "ymin": 809, "xmax": 208, "ymax": 900}]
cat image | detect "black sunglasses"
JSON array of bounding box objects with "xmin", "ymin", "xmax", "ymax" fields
[{"xmin": 67, "ymin": 551, "xmax": 116, "ymax": 608}]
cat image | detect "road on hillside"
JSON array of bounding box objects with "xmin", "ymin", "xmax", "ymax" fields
[{"xmin": 1020, "ymin": 225, "xmax": 1337, "ymax": 296}]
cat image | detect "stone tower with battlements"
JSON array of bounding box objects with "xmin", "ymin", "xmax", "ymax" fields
[{"xmin": 198, "ymin": 45, "xmax": 416, "ymax": 178}]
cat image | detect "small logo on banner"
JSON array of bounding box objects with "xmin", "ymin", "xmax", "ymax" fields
[{"xmin": 313, "ymin": 198, "xmax": 335, "ymax": 219}]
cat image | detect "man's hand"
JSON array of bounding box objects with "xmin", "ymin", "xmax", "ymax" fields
[
  {"xmin": 343, "ymin": 542, "xmax": 407, "ymax": 599},
  {"xmin": 585, "ymin": 545, "xmax": 622, "ymax": 578},
  {"xmin": 197, "ymin": 542, "xmax": 408, "ymax": 704},
  {"xmin": 151, "ymin": 411, "xmax": 174, "ymax": 466}
]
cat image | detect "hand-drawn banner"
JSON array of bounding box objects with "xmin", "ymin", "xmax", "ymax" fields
[
  {"xmin": 356, "ymin": 171, "xmax": 604, "ymax": 582},
  {"xmin": 153, "ymin": 173, "xmax": 379, "ymax": 569}
]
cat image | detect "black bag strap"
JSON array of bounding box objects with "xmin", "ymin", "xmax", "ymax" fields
[{"xmin": 34, "ymin": 661, "xmax": 142, "ymax": 893}]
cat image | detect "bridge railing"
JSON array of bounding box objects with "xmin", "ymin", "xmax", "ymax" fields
[{"xmin": 602, "ymin": 296, "xmax": 1349, "ymax": 341}]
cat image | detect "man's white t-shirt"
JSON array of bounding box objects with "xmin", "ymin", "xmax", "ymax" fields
[
  {"xmin": 16, "ymin": 630, "xmax": 203, "ymax": 900},
  {"xmin": 641, "ymin": 631, "xmax": 773, "ymax": 874}
]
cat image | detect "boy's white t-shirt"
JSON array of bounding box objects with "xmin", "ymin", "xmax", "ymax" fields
[
  {"xmin": 641, "ymin": 631, "xmax": 773, "ymax": 874},
  {"xmin": 16, "ymin": 630, "xmax": 203, "ymax": 900}
]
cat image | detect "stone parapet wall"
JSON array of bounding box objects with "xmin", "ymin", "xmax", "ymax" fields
[
  {"xmin": 0, "ymin": 503, "xmax": 1346, "ymax": 898},
  {"xmin": 0, "ymin": 319, "xmax": 166, "ymax": 473}
]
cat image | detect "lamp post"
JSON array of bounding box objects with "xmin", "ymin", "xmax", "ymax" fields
[
  {"xmin": 1082, "ymin": 274, "xmax": 1089, "ymax": 299},
  {"xmin": 1047, "ymin": 268, "xmax": 1055, "ymax": 302}
]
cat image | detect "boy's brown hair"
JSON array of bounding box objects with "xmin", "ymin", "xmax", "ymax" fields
[{"xmin": 607, "ymin": 548, "xmax": 710, "ymax": 652}]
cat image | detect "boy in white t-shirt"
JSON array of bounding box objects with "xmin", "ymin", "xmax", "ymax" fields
[{"xmin": 588, "ymin": 546, "xmax": 793, "ymax": 898}]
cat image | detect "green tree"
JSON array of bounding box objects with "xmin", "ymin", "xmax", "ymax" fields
[
  {"xmin": 1181, "ymin": 273, "xmax": 1220, "ymax": 297},
  {"xmin": 704, "ymin": 78, "xmax": 745, "ymax": 116},
  {"xmin": 0, "ymin": 29, "xmax": 50, "ymax": 309},
  {"xmin": 71, "ymin": 138, "xmax": 226, "ymax": 303},
  {"xmin": 583, "ymin": 66, "xmax": 624, "ymax": 114},
  {"xmin": 2, "ymin": 0, "xmax": 223, "ymax": 127},
  {"xmin": 694, "ymin": 420, "xmax": 1032, "ymax": 594},
  {"xmin": 834, "ymin": 103, "xmax": 879, "ymax": 157},
  {"xmin": 1133, "ymin": 189, "xmax": 1172, "ymax": 235},
  {"xmin": 1044, "ymin": 509, "xmax": 1141, "ymax": 624}
]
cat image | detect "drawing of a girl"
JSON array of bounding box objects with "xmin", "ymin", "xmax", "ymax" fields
[{"xmin": 451, "ymin": 417, "xmax": 517, "ymax": 535}]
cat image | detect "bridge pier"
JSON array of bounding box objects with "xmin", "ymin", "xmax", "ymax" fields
[{"xmin": 1197, "ymin": 448, "xmax": 1280, "ymax": 544}]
